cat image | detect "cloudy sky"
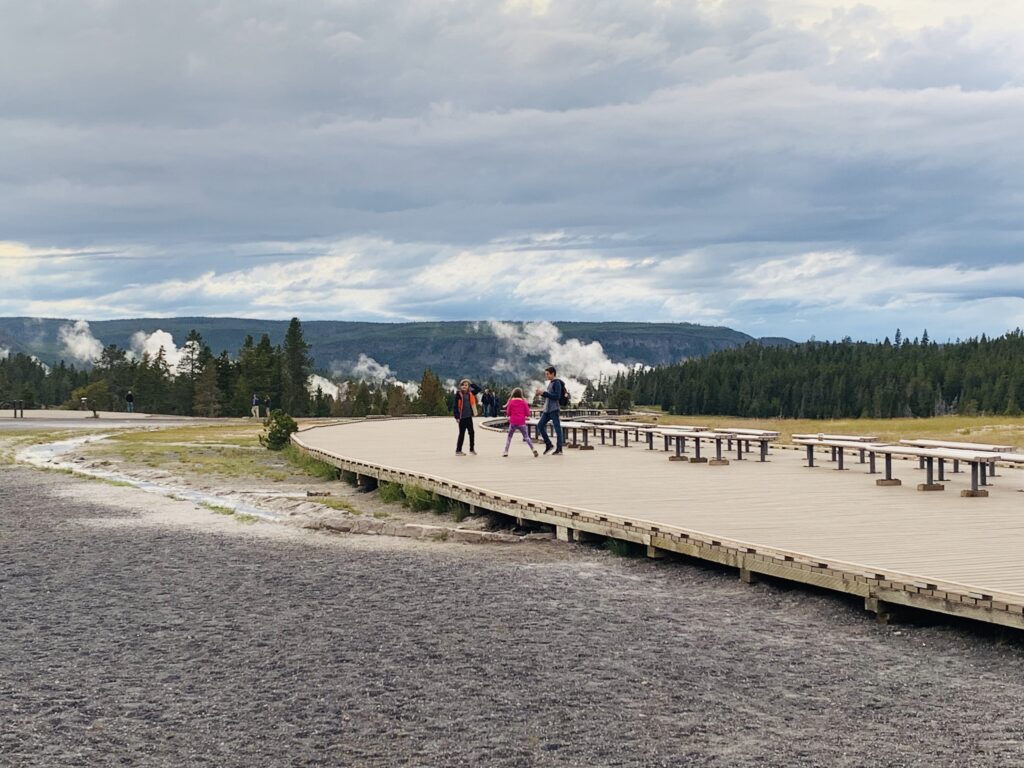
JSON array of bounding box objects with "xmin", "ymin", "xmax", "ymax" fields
[{"xmin": 1, "ymin": 0, "xmax": 1022, "ymax": 341}]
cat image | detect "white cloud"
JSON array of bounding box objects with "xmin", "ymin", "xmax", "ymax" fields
[
  {"xmin": 1, "ymin": 1, "xmax": 1023, "ymax": 342},
  {"xmin": 57, "ymin": 319, "xmax": 104, "ymax": 362}
]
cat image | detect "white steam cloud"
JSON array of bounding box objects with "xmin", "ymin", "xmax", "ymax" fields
[
  {"xmin": 332, "ymin": 353, "xmax": 420, "ymax": 396},
  {"xmin": 31, "ymin": 355, "xmax": 51, "ymax": 374},
  {"xmin": 58, "ymin": 319, "xmax": 104, "ymax": 363},
  {"xmin": 130, "ymin": 330, "xmax": 183, "ymax": 369},
  {"xmin": 0, "ymin": 346, "xmax": 9, "ymax": 360},
  {"xmin": 307, "ymin": 373, "xmax": 340, "ymax": 399},
  {"xmin": 486, "ymin": 320, "xmax": 631, "ymax": 395}
]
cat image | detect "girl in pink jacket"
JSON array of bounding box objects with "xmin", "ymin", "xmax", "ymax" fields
[{"xmin": 503, "ymin": 388, "xmax": 538, "ymax": 457}]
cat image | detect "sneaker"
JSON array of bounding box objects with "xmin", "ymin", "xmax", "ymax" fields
[
  {"xmin": 455, "ymin": 451, "xmax": 466, "ymax": 456},
  {"xmin": 552, "ymin": 450, "xmax": 563, "ymax": 455},
  {"xmin": 532, "ymin": 449, "xmax": 539, "ymax": 457},
  {"xmin": 543, "ymin": 445, "xmax": 553, "ymax": 455},
  {"xmin": 502, "ymin": 453, "xmax": 508, "ymax": 457},
  {"xmin": 470, "ymin": 450, "xmax": 477, "ymax": 455}
]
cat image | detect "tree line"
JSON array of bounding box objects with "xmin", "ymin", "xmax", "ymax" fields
[
  {"xmin": 0, "ymin": 317, "xmax": 540, "ymax": 418},
  {"xmin": 618, "ymin": 329, "xmax": 1024, "ymax": 419}
]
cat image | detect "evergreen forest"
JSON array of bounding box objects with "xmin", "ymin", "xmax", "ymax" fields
[{"xmin": 619, "ymin": 329, "xmax": 1024, "ymax": 418}]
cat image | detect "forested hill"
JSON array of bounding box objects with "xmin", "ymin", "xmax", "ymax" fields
[
  {"xmin": 0, "ymin": 317, "xmax": 790, "ymax": 380},
  {"xmin": 622, "ymin": 331, "xmax": 1024, "ymax": 418}
]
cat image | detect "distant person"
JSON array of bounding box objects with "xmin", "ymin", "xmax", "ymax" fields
[
  {"xmin": 534, "ymin": 366, "xmax": 564, "ymax": 455},
  {"xmin": 503, "ymin": 388, "xmax": 538, "ymax": 458},
  {"xmin": 251, "ymin": 393, "xmax": 261, "ymax": 418},
  {"xmin": 125, "ymin": 390, "xmax": 135, "ymax": 414},
  {"xmin": 452, "ymin": 378, "xmax": 481, "ymax": 455},
  {"xmin": 483, "ymin": 388, "xmax": 497, "ymax": 417},
  {"xmin": 263, "ymin": 395, "xmax": 272, "ymax": 417}
]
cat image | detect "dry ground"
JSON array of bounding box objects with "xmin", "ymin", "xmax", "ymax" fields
[{"xmin": 3, "ymin": 465, "xmax": 1024, "ymax": 767}]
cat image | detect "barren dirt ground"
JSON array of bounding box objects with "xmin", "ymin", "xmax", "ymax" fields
[{"xmin": 3, "ymin": 465, "xmax": 1024, "ymax": 767}]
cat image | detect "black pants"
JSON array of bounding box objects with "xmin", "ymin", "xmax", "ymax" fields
[{"xmin": 456, "ymin": 417, "xmax": 475, "ymax": 452}]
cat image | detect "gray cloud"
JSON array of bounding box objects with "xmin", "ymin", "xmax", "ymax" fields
[{"xmin": 0, "ymin": 0, "xmax": 1022, "ymax": 342}]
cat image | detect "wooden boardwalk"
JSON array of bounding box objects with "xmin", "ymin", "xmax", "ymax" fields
[{"xmin": 293, "ymin": 418, "xmax": 1024, "ymax": 629}]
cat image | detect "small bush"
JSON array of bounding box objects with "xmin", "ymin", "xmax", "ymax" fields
[
  {"xmin": 403, "ymin": 484, "xmax": 434, "ymax": 511},
  {"xmin": 605, "ymin": 538, "xmax": 642, "ymax": 557},
  {"xmin": 260, "ymin": 410, "xmax": 299, "ymax": 450},
  {"xmin": 378, "ymin": 481, "xmax": 406, "ymax": 503},
  {"xmin": 448, "ymin": 499, "xmax": 470, "ymax": 523},
  {"xmin": 429, "ymin": 492, "xmax": 448, "ymax": 515}
]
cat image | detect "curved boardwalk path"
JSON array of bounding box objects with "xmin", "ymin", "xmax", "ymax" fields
[{"xmin": 294, "ymin": 418, "xmax": 1024, "ymax": 629}]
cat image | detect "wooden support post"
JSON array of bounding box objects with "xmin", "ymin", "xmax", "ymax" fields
[
  {"xmin": 646, "ymin": 545, "xmax": 665, "ymax": 559},
  {"xmin": 864, "ymin": 596, "xmax": 906, "ymax": 625},
  {"xmin": 556, "ymin": 525, "xmax": 573, "ymax": 542},
  {"xmin": 739, "ymin": 568, "xmax": 758, "ymax": 584}
]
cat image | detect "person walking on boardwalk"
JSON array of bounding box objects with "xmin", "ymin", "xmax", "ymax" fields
[
  {"xmin": 251, "ymin": 393, "xmax": 261, "ymax": 418},
  {"xmin": 452, "ymin": 378, "xmax": 481, "ymax": 455},
  {"xmin": 535, "ymin": 366, "xmax": 564, "ymax": 455},
  {"xmin": 125, "ymin": 390, "xmax": 135, "ymax": 414},
  {"xmin": 503, "ymin": 388, "xmax": 538, "ymax": 457}
]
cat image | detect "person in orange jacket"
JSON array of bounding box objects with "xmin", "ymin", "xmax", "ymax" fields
[{"xmin": 452, "ymin": 378, "xmax": 481, "ymax": 455}]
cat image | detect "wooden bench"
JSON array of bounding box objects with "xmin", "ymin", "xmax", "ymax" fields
[
  {"xmin": 526, "ymin": 418, "xmax": 595, "ymax": 450},
  {"xmin": 643, "ymin": 426, "xmax": 707, "ymax": 453},
  {"xmin": 713, "ymin": 428, "xmax": 780, "ymax": 462},
  {"xmin": 794, "ymin": 438, "xmax": 997, "ymax": 495},
  {"xmin": 899, "ymin": 438, "xmax": 1013, "ymax": 477},
  {"xmin": 792, "ymin": 433, "xmax": 880, "ymax": 464}
]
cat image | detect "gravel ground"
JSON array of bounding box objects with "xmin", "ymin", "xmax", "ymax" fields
[{"xmin": 3, "ymin": 466, "xmax": 1024, "ymax": 767}]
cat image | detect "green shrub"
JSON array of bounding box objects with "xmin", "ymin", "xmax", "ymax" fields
[
  {"xmin": 605, "ymin": 538, "xmax": 642, "ymax": 557},
  {"xmin": 259, "ymin": 410, "xmax": 299, "ymax": 450},
  {"xmin": 402, "ymin": 484, "xmax": 434, "ymax": 511},
  {"xmin": 448, "ymin": 499, "xmax": 470, "ymax": 523},
  {"xmin": 429, "ymin": 492, "xmax": 449, "ymax": 515},
  {"xmin": 378, "ymin": 481, "xmax": 406, "ymax": 503}
]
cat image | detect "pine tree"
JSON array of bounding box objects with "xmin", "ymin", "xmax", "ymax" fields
[{"xmin": 282, "ymin": 317, "xmax": 312, "ymax": 416}]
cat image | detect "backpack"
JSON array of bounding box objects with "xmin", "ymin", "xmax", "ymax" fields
[{"xmin": 557, "ymin": 379, "xmax": 570, "ymax": 407}]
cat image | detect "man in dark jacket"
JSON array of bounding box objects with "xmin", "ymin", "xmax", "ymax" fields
[
  {"xmin": 452, "ymin": 379, "xmax": 481, "ymax": 455},
  {"xmin": 534, "ymin": 366, "xmax": 564, "ymax": 455}
]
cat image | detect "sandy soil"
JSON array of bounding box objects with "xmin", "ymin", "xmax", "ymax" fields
[{"xmin": 4, "ymin": 466, "xmax": 1024, "ymax": 767}]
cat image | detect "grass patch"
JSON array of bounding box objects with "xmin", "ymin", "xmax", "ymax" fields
[
  {"xmin": 86, "ymin": 440, "xmax": 293, "ymax": 482},
  {"xmin": 202, "ymin": 502, "xmax": 236, "ymax": 516},
  {"xmin": 402, "ymin": 484, "xmax": 434, "ymax": 511},
  {"xmin": 282, "ymin": 444, "xmax": 340, "ymax": 480},
  {"xmin": 233, "ymin": 513, "xmax": 259, "ymax": 524},
  {"xmin": 372, "ymin": 511, "xmax": 391, "ymax": 519},
  {"xmin": 106, "ymin": 424, "xmax": 261, "ymax": 447},
  {"xmin": 94, "ymin": 477, "xmax": 134, "ymax": 488},
  {"xmin": 378, "ymin": 481, "xmax": 406, "ymax": 503},
  {"xmin": 317, "ymin": 497, "xmax": 359, "ymax": 514},
  {"xmin": 448, "ymin": 499, "xmax": 470, "ymax": 523}
]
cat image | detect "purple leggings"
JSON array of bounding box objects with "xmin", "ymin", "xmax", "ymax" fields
[{"xmin": 504, "ymin": 424, "xmax": 535, "ymax": 452}]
